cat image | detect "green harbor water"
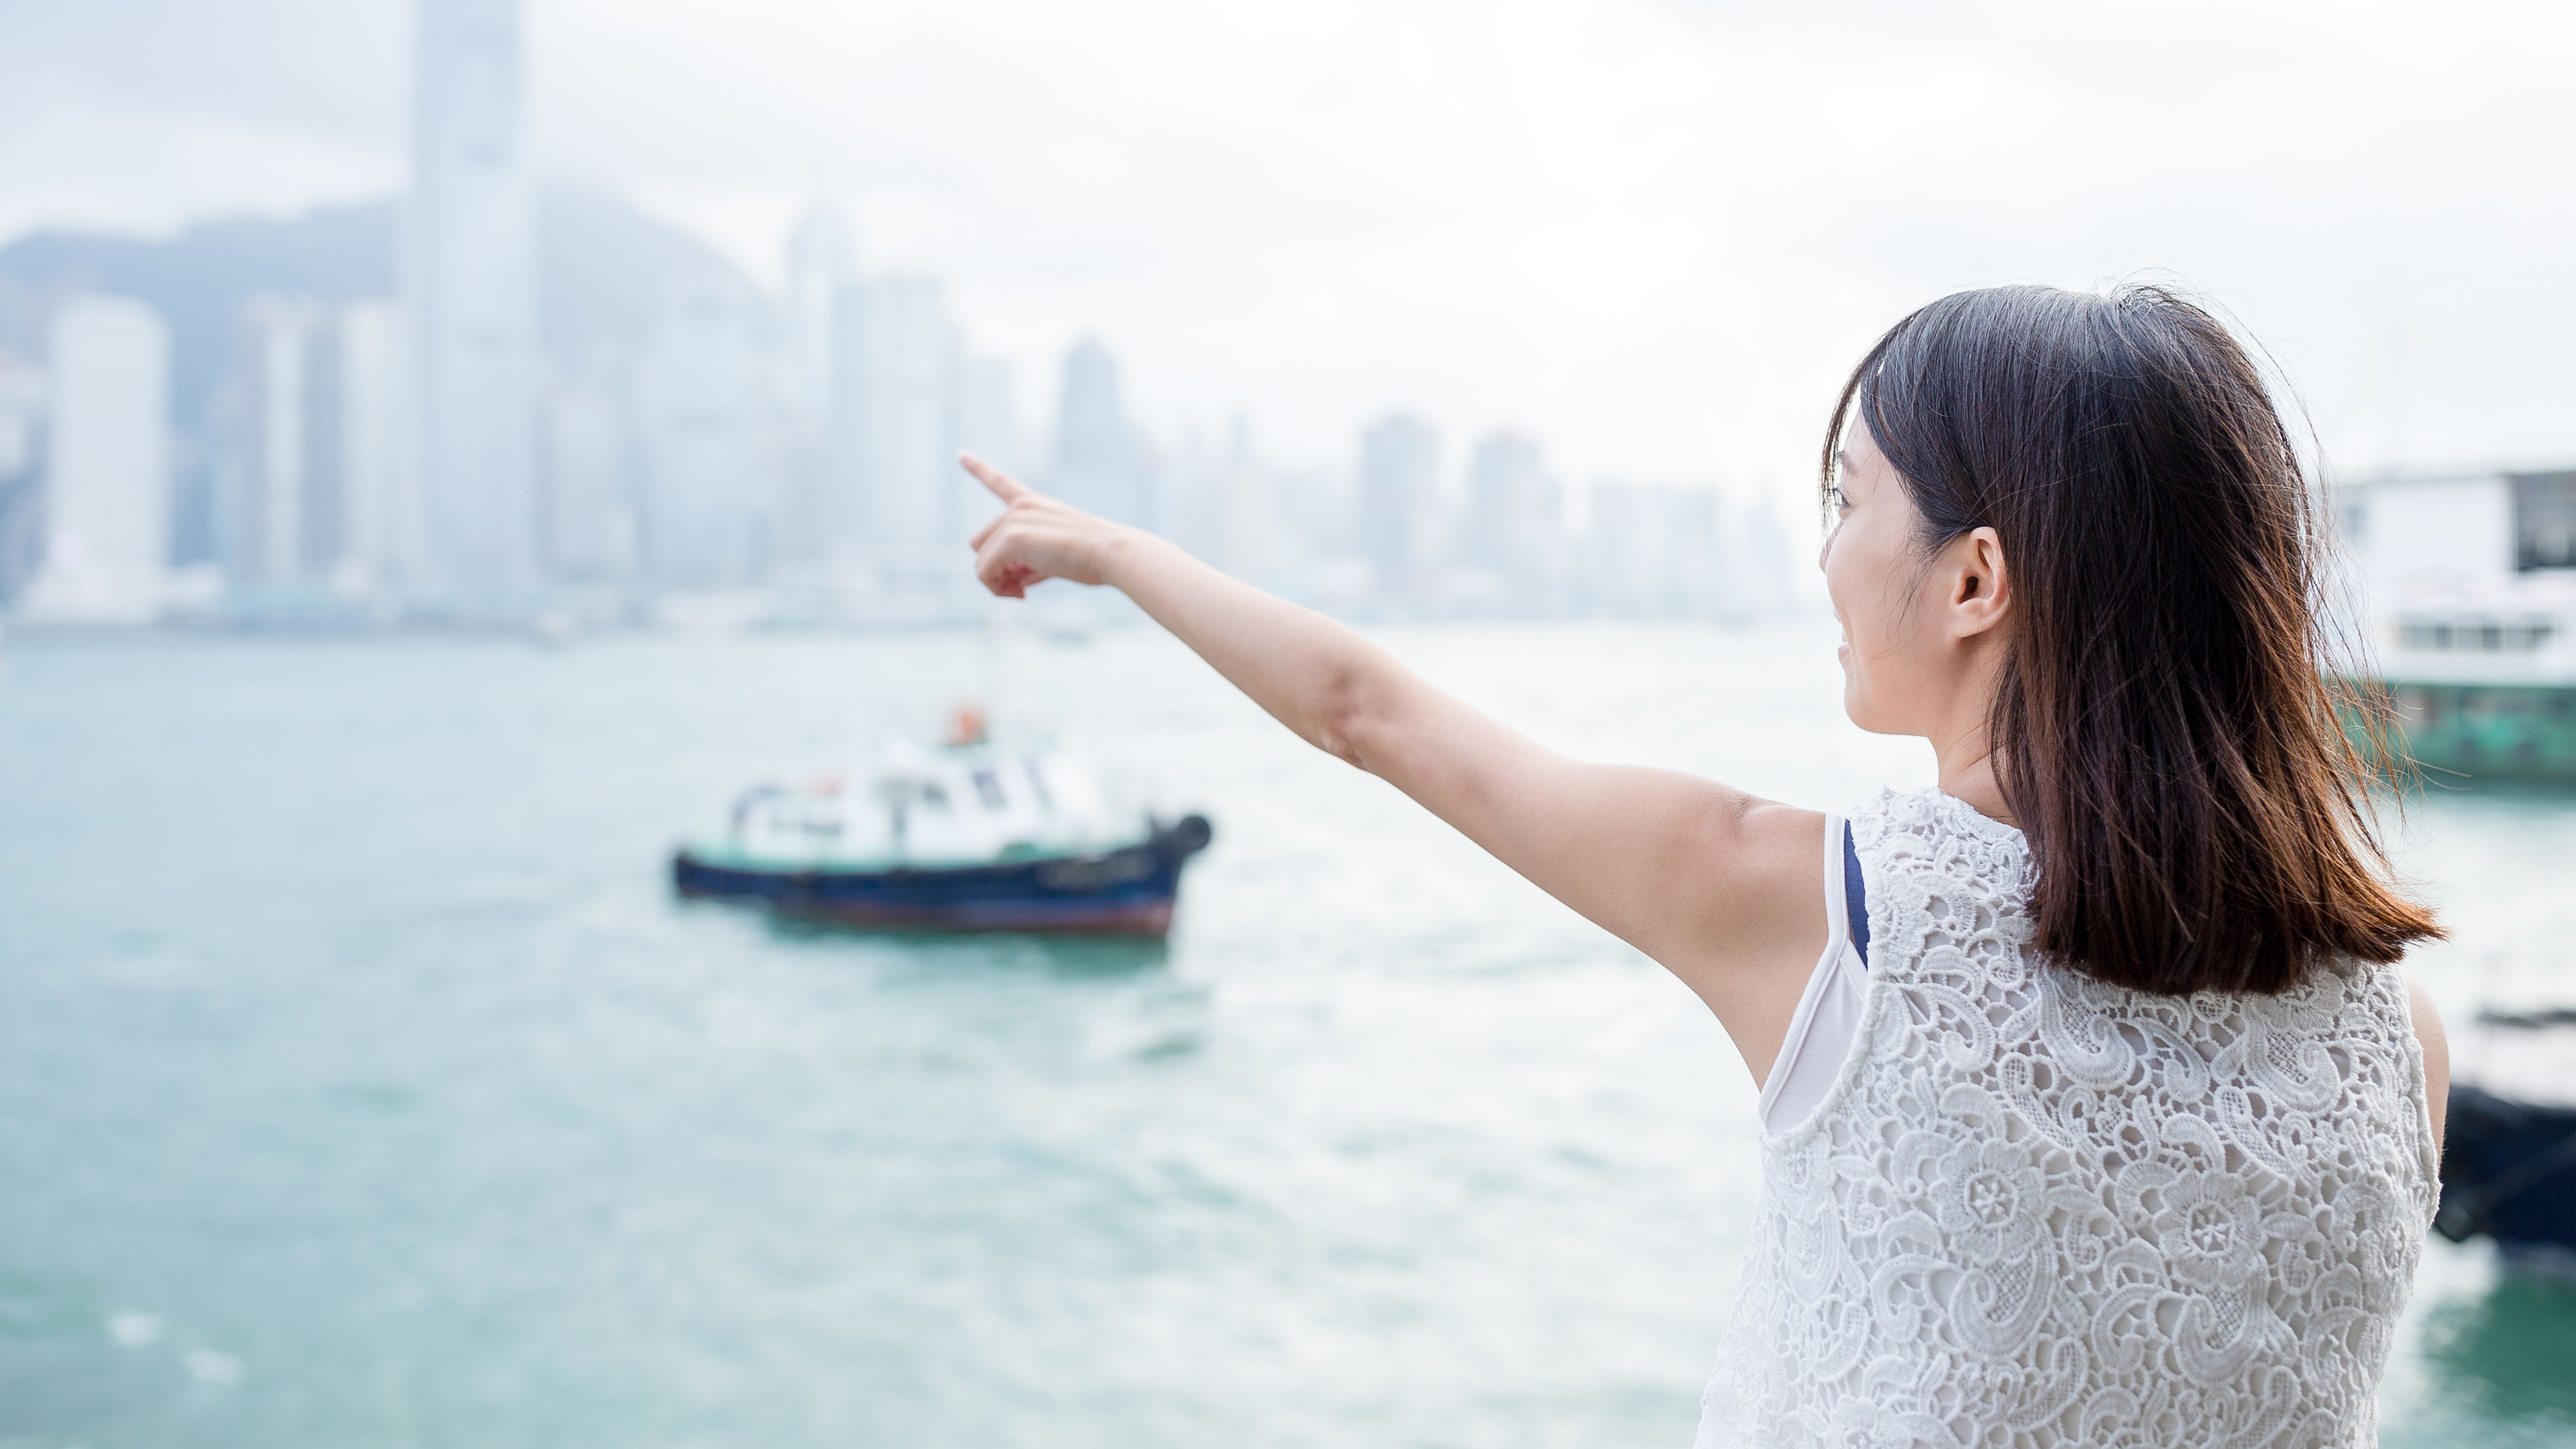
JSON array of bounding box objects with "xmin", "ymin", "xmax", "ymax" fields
[{"xmin": 2, "ymin": 619, "xmax": 2571, "ymax": 1447}]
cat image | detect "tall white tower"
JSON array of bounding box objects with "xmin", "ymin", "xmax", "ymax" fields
[
  {"xmin": 21, "ymin": 297, "xmax": 171, "ymax": 623},
  {"xmin": 407, "ymin": 0, "xmax": 537, "ymax": 596},
  {"xmin": 780, "ymin": 205, "xmax": 855, "ymax": 568},
  {"xmin": 641, "ymin": 278, "xmax": 760, "ymax": 586},
  {"xmin": 838, "ymin": 276, "xmax": 961, "ymax": 600},
  {"xmin": 784, "ymin": 205, "xmax": 854, "ymax": 423},
  {"xmin": 1052, "ymin": 337, "xmax": 1146, "ymax": 527},
  {"xmin": 338, "ymin": 300, "xmax": 417, "ymax": 589}
]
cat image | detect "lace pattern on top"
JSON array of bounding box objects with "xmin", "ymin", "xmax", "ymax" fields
[{"xmin": 1699, "ymin": 788, "xmax": 2437, "ymax": 1449}]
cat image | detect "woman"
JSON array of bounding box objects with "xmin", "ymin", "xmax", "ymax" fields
[{"xmin": 961, "ymin": 284, "xmax": 2449, "ymax": 1446}]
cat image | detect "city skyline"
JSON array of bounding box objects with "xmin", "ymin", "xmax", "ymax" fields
[
  {"xmin": 0, "ymin": 0, "xmax": 1805, "ymax": 626},
  {"xmin": 0, "ymin": 174, "xmax": 1794, "ymax": 625}
]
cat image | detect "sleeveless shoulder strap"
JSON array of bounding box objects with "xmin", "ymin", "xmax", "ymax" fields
[{"xmin": 1841, "ymin": 821, "xmax": 1870, "ymax": 969}]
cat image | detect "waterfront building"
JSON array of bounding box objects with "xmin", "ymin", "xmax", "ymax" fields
[
  {"xmin": 1457, "ymin": 430, "xmax": 1566, "ymax": 606},
  {"xmin": 954, "ymin": 356, "xmax": 1024, "ymax": 482},
  {"xmin": 220, "ymin": 297, "xmax": 343, "ymax": 588},
  {"xmin": 837, "ymin": 275, "xmax": 963, "ymax": 604},
  {"xmin": 1051, "ymin": 337, "xmax": 1149, "ymax": 529},
  {"xmin": 779, "ymin": 206, "xmax": 857, "ymax": 566},
  {"xmin": 784, "ymin": 205, "xmax": 854, "ymax": 425},
  {"xmin": 2336, "ymin": 467, "xmax": 2576, "ymax": 779},
  {"xmin": 1165, "ymin": 417, "xmax": 1287, "ymax": 586},
  {"xmin": 1581, "ymin": 480, "xmax": 1721, "ymax": 617},
  {"xmin": 0, "ymin": 352, "xmax": 46, "ymax": 604},
  {"xmin": 19, "ymin": 297, "xmax": 171, "ymax": 623},
  {"xmin": 338, "ymin": 301, "xmax": 417, "ymax": 590},
  {"xmin": 541, "ymin": 358, "xmax": 634, "ymax": 580},
  {"xmin": 207, "ymin": 299, "xmax": 415, "ymax": 598},
  {"xmin": 407, "ymin": 0, "xmax": 538, "ymax": 596},
  {"xmin": 950, "ymin": 352, "xmax": 1025, "ymax": 554},
  {"xmin": 639, "ymin": 280, "xmax": 762, "ymax": 585},
  {"xmin": 1358, "ymin": 413, "xmax": 1439, "ymax": 593}
]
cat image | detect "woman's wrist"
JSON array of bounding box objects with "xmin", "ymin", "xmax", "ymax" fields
[{"xmin": 1092, "ymin": 524, "xmax": 1155, "ymax": 592}]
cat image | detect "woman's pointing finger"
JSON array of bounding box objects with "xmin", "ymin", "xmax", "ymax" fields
[{"xmin": 959, "ymin": 451, "xmax": 1030, "ymax": 504}]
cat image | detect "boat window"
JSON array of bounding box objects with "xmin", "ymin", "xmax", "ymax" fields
[
  {"xmin": 971, "ymin": 769, "xmax": 1009, "ymax": 811},
  {"xmin": 1023, "ymin": 761, "xmax": 1055, "ymax": 810},
  {"xmin": 918, "ymin": 783, "xmax": 951, "ymax": 811},
  {"xmin": 2395, "ymin": 616, "xmax": 2561, "ymax": 653},
  {"xmin": 2511, "ymin": 470, "xmax": 2576, "ymax": 572}
]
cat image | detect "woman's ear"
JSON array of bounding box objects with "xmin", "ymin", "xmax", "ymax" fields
[{"xmin": 1949, "ymin": 526, "xmax": 2011, "ymax": 639}]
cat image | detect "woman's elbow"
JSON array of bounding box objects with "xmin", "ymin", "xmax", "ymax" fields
[{"xmin": 1311, "ymin": 663, "xmax": 1389, "ymax": 772}]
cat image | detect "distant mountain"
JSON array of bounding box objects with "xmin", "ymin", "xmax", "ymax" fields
[
  {"xmin": 539, "ymin": 184, "xmax": 764, "ymax": 363},
  {"xmin": 0, "ymin": 184, "xmax": 761, "ymax": 433},
  {"xmin": 0, "ymin": 203, "xmax": 393, "ymax": 433}
]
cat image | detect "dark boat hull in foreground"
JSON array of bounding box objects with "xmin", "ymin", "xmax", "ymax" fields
[
  {"xmin": 673, "ymin": 814, "xmax": 1214, "ymax": 936},
  {"xmin": 2437, "ymin": 1010, "xmax": 2576, "ymax": 1277}
]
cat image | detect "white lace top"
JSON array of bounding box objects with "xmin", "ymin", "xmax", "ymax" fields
[{"xmin": 1699, "ymin": 788, "xmax": 2439, "ymax": 1448}]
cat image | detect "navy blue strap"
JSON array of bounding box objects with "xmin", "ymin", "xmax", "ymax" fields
[{"xmin": 1843, "ymin": 822, "xmax": 1871, "ymax": 969}]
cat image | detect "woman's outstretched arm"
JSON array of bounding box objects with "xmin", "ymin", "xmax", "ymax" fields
[{"xmin": 965, "ymin": 454, "xmax": 1825, "ymax": 1081}]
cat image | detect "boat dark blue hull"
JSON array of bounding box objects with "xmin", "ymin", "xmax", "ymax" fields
[
  {"xmin": 2438, "ymin": 1083, "xmax": 2576, "ymax": 1267},
  {"xmin": 672, "ymin": 814, "xmax": 1213, "ymax": 936}
]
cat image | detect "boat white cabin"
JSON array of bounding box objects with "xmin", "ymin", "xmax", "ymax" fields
[
  {"xmin": 720, "ymin": 741, "xmax": 1141, "ymax": 870},
  {"xmin": 2331, "ymin": 468, "xmax": 2576, "ymax": 780},
  {"xmin": 2334, "ymin": 467, "xmax": 2576, "ymax": 687}
]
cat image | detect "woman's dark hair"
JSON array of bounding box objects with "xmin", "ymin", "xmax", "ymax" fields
[{"xmin": 1826, "ymin": 283, "xmax": 2440, "ymax": 996}]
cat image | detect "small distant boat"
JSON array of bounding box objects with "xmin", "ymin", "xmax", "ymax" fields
[
  {"xmin": 2436, "ymin": 1008, "xmax": 2576, "ymax": 1277},
  {"xmin": 671, "ymin": 718, "xmax": 1212, "ymax": 936}
]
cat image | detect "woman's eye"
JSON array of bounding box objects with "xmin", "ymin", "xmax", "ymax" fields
[{"xmin": 1828, "ymin": 486, "xmax": 1852, "ymax": 512}]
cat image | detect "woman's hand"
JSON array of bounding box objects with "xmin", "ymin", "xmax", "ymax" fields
[{"xmin": 963, "ymin": 453, "xmax": 1131, "ymax": 598}]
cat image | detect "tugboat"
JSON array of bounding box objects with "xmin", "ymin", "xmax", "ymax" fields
[
  {"xmin": 2437, "ymin": 1010, "xmax": 2576, "ymax": 1277},
  {"xmin": 670, "ymin": 708, "xmax": 1213, "ymax": 936}
]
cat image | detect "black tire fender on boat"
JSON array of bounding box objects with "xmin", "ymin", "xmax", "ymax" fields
[{"xmin": 1159, "ymin": 814, "xmax": 1214, "ymax": 858}]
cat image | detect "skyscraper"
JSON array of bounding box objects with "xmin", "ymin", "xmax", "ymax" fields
[
  {"xmin": 777, "ymin": 205, "xmax": 856, "ymax": 566},
  {"xmin": 540, "ymin": 360, "xmax": 633, "ymax": 581},
  {"xmin": 1165, "ymin": 416, "xmax": 1285, "ymax": 584},
  {"xmin": 953, "ymin": 356, "xmax": 1022, "ymax": 482},
  {"xmin": 1458, "ymin": 429, "xmax": 1564, "ymax": 603},
  {"xmin": 1358, "ymin": 413, "xmax": 1439, "ymax": 591},
  {"xmin": 1582, "ymin": 480, "xmax": 1721, "ymax": 617},
  {"xmin": 338, "ymin": 300, "xmax": 417, "ymax": 589},
  {"xmin": 407, "ymin": 0, "xmax": 537, "ymax": 596},
  {"xmin": 640, "ymin": 278, "xmax": 761, "ymax": 585},
  {"xmin": 837, "ymin": 275, "xmax": 962, "ymax": 600},
  {"xmin": 21, "ymin": 297, "xmax": 170, "ymax": 623},
  {"xmin": 0, "ymin": 351, "xmax": 48, "ymax": 604},
  {"xmin": 1051, "ymin": 337, "xmax": 1147, "ymax": 528},
  {"xmin": 217, "ymin": 299, "xmax": 415, "ymax": 595},
  {"xmin": 220, "ymin": 297, "xmax": 343, "ymax": 588},
  {"xmin": 784, "ymin": 205, "xmax": 854, "ymax": 424}
]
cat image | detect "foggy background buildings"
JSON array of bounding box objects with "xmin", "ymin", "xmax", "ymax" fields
[{"xmin": 0, "ymin": 0, "xmax": 1796, "ymax": 629}]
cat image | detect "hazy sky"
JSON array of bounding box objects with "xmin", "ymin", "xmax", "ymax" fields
[{"xmin": 4, "ymin": 0, "xmax": 2573, "ymax": 503}]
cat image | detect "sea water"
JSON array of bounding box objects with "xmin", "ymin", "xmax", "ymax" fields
[{"xmin": 0, "ymin": 620, "xmax": 2569, "ymax": 1448}]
